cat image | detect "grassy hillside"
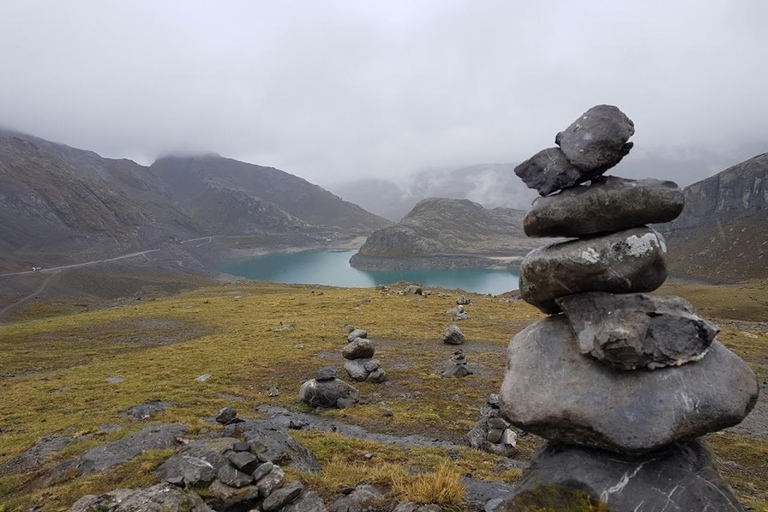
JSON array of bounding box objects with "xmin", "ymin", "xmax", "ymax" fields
[{"xmin": 0, "ymin": 281, "xmax": 766, "ymax": 511}]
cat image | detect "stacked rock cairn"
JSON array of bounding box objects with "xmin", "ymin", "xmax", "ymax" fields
[
  {"xmin": 299, "ymin": 366, "xmax": 359, "ymax": 409},
  {"xmin": 468, "ymin": 393, "xmax": 517, "ymax": 457},
  {"xmin": 343, "ymin": 328, "xmax": 387, "ymax": 383},
  {"xmin": 499, "ymin": 105, "xmax": 760, "ymax": 511}
]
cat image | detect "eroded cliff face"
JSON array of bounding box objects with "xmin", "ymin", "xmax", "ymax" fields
[{"xmin": 662, "ymin": 153, "xmax": 767, "ymax": 282}]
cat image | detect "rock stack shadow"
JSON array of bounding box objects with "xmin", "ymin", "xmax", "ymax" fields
[{"xmin": 499, "ymin": 105, "xmax": 759, "ymax": 512}]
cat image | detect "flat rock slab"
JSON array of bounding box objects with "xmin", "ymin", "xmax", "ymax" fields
[
  {"xmin": 520, "ymin": 227, "xmax": 667, "ymax": 314},
  {"xmin": 70, "ymin": 483, "xmax": 213, "ymax": 512},
  {"xmin": 157, "ymin": 437, "xmax": 240, "ymax": 486},
  {"xmin": 0, "ymin": 436, "xmax": 73, "ymax": 477},
  {"xmin": 500, "ymin": 440, "xmax": 744, "ymax": 512},
  {"xmin": 119, "ymin": 401, "xmax": 176, "ymax": 421},
  {"xmin": 557, "ymin": 292, "xmax": 719, "ymax": 370},
  {"xmin": 499, "ymin": 316, "xmax": 758, "ymax": 455},
  {"xmin": 555, "ymin": 104, "xmax": 635, "ymax": 172},
  {"xmin": 524, "ymin": 177, "xmax": 684, "ymax": 238}
]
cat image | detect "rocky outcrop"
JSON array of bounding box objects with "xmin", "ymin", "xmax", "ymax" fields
[
  {"xmin": 499, "ymin": 104, "xmax": 758, "ymax": 511},
  {"xmin": 350, "ymin": 198, "xmax": 547, "ymax": 270},
  {"xmin": 661, "ymin": 152, "xmax": 768, "ymax": 282},
  {"xmin": 70, "ymin": 484, "xmax": 213, "ymax": 512}
]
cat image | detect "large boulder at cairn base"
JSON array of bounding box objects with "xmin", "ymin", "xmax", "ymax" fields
[
  {"xmin": 520, "ymin": 227, "xmax": 667, "ymax": 314},
  {"xmin": 524, "ymin": 177, "xmax": 685, "ymax": 238},
  {"xmin": 556, "ymin": 292, "xmax": 719, "ymax": 370},
  {"xmin": 499, "ymin": 316, "xmax": 758, "ymax": 455},
  {"xmin": 299, "ymin": 378, "xmax": 359, "ymax": 408},
  {"xmin": 501, "ymin": 440, "xmax": 744, "ymax": 512},
  {"xmin": 69, "ymin": 484, "xmax": 213, "ymax": 512},
  {"xmin": 513, "ymin": 148, "xmax": 588, "ymax": 196},
  {"xmin": 555, "ymin": 104, "xmax": 635, "ymax": 172}
]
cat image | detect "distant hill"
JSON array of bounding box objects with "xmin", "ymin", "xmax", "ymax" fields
[
  {"xmin": 0, "ymin": 130, "xmax": 387, "ymax": 273},
  {"xmin": 350, "ymin": 197, "xmax": 548, "ymax": 270},
  {"xmin": 662, "ymin": 153, "xmax": 767, "ymax": 282},
  {"xmin": 151, "ymin": 155, "xmax": 389, "ymax": 232}
]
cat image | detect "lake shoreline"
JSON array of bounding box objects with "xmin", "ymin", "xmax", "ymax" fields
[{"xmin": 349, "ymin": 252, "xmax": 525, "ymax": 272}]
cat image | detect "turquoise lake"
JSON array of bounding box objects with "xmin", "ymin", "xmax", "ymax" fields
[{"xmin": 217, "ymin": 250, "xmax": 520, "ymax": 296}]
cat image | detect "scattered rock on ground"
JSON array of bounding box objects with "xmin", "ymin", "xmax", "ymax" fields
[
  {"xmin": 330, "ymin": 484, "xmax": 385, "ymax": 512},
  {"xmin": 120, "ymin": 401, "xmax": 176, "ymax": 422},
  {"xmin": 442, "ymin": 325, "xmax": 466, "ymax": 345},
  {"xmin": 347, "ymin": 329, "xmax": 367, "ymax": 342},
  {"xmin": 263, "ymin": 481, "xmax": 304, "ymax": 511},
  {"xmin": 216, "ymin": 407, "xmax": 239, "ymax": 425}
]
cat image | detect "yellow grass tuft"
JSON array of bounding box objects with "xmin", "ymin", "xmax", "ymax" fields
[{"xmin": 391, "ymin": 463, "xmax": 466, "ymax": 506}]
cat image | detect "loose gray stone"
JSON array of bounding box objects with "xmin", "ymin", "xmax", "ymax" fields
[
  {"xmin": 487, "ymin": 429, "xmax": 504, "ymax": 444},
  {"xmin": 405, "ymin": 285, "xmax": 423, "ymax": 295},
  {"xmin": 232, "ymin": 441, "xmax": 250, "ymax": 452},
  {"xmin": 555, "ymin": 104, "xmax": 635, "ymax": 172},
  {"xmin": 208, "ymin": 480, "xmax": 261, "ymax": 511},
  {"xmin": 163, "ymin": 456, "xmax": 217, "ymax": 487},
  {"xmin": 513, "ymin": 147, "xmax": 589, "ymax": 196},
  {"xmin": 501, "ymin": 430, "xmax": 517, "ymax": 447},
  {"xmin": 263, "ymin": 481, "xmax": 304, "ymax": 511},
  {"xmin": 557, "ymin": 292, "xmax": 719, "ymax": 370},
  {"xmin": 299, "ymin": 378, "xmax": 359, "ymax": 409},
  {"xmin": 336, "ymin": 397, "xmax": 356, "ymax": 409},
  {"xmin": 344, "ymin": 359, "xmax": 371, "ymax": 381},
  {"xmin": 256, "ymin": 465, "xmax": 286, "ymax": 497},
  {"xmin": 282, "ymin": 491, "xmax": 327, "ymax": 512},
  {"xmin": 468, "ymin": 418, "xmax": 517, "ymax": 457},
  {"xmin": 366, "ymin": 368, "xmax": 387, "ymax": 383},
  {"xmin": 224, "ymin": 421, "xmax": 321, "ymax": 474},
  {"xmin": 441, "ymin": 362, "xmax": 473, "ymax": 379},
  {"xmin": 105, "ymin": 377, "xmax": 124, "ymax": 384},
  {"xmin": 501, "ymin": 440, "xmax": 744, "ymax": 512},
  {"xmin": 330, "ymin": 485, "xmax": 384, "ymax": 512},
  {"xmin": 342, "ymin": 338, "xmax": 375, "ymax": 360},
  {"xmin": 217, "ymin": 463, "xmax": 253, "ymax": 488},
  {"xmin": 520, "ymin": 227, "xmax": 668, "ymax": 314},
  {"xmin": 69, "ymin": 483, "xmax": 213, "ymax": 512},
  {"xmin": 524, "ymin": 177, "xmax": 685, "ymax": 238},
  {"xmin": 363, "ymin": 359, "xmax": 381, "ymax": 372},
  {"xmin": 347, "ymin": 329, "xmax": 367, "ymax": 342},
  {"xmin": 252, "ymin": 461, "xmax": 274, "ymax": 482},
  {"xmin": 315, "ymin": 366, "xmax": 338, "ymax": 382},
  {"xmin": 216, "ymin": 407, "xmax": 238, "ymax": 425},
  {"xmin": 344, "ymin": 324, "xmax": 355, "ymax": 334},
  {"xmin": 228, "ymin": 451, "xmax": 261, "ymax": 473},
  {"xmin": 499, "ymin": 315, "xmax": 759, "ymax": 455},
  {"xmin": 442, "ymin": 325, "xmax": 465, "ymax": 345}
]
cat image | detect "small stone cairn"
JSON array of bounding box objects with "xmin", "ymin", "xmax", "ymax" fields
[
  {"xmin": 468, "ymin": 394, "xmax": 517, "ymax": 457},
  {"xmin": 299, "ymin": 367, "xmax": 359, "ymax": 409},
  {"xmin": 440, "ymin": 349, "xmax": 472, "ymax": 378},
  {"xmin": 499, "ymin": 105, "xmax": 760, "ymax": 511},
  {"xmin": 343, "ymin": 328, "xmax": 387, "ymax": 383}
]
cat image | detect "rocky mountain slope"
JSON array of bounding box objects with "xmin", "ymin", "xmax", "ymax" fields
[
  {"xmin": 350, "ymin": 198, "xmax": 547, "ymax": 270},
  {"xmin": 662, "ymin": 153, "xmax": 767, "ymax": 282},
  {"xmin": 151, "ymin": 155, "xmax": 389, "ymax": 232},
  {"xmin": 0, "ymin": 131, "xmax": 388, "ymax": 273}
]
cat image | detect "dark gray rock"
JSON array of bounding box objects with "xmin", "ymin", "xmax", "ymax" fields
[
  {"xmin": 363, "ymin": 359, "xmax": 381, "ymax": 372},
  {"xmin": 263, "ymin": 481, "xmax": 304, "ymax": 511},
  {"xmin": 252, "ymin": 461, "xmax": 274, "ymax": 482},
  {"xmin": 347, "ymin": 329, "xmax": 368, "ymax": 343},
  {"xmin": 330, "ymin": 485, "xmax": 384, "ymax": 512},
  {"xmin": 232, "ymin": 441, "xmax": 251, "ymax": 452},
  {"xmin": 366, "ymin": 368, "xmax": 387, "ymax": 383},
  {"xmin": 499, "ymin": 315, "xmax": 759, "ymax": 455},
  {"xmin": 344, "ymin": 359, "xmax": 371, "ymax": 382},
  {"xmin": 441, "ymin": 351, "xmax": 473, "ymax": 379},
  {"xmin": 555, "ymin": 104, "xmax": 635, "ymax": 172},
  {"xmin": 282, "ymin": 491, "xmax": 327, "ymax": 512},
  {"xmin": 520, "ymin": 227, "xmax": 668, "ymax": 314},
  {"xmin": 557, "ymin": 292, "xmax": 719, "ymax": 370},
  {"xmin": 216, "ymin": 407, "xmax": 238, "ymax": 425},
  {"xmin": 217, "ymin": 464, "xmax": 253, "ymax": 488},
  {"xmin": 442, "ymin": 325, "xmax": 465, "ymax": 345},
  {"xmin": 224, "ymin": 421, "xmax": 321, "ymax": 474},
  {"xmin": 119, "ymin": 401, "xmax": 175, "ymax": 421},
  {"xmin": 513, "ymin": 147, "xmax": 590, "ymax": 196},
  {"xmin": 157, "ymin": 437, "xmax": 239, "ymax": 485},
  {"xmin": 208, "ymin": 480, "xmax": 261, "ymax": 511},
  {"xmin": 256, "ymin": 465, "xmax": 286, "ymax": 496},
  {"xmin": 315, "ymin": 366, "xmax": 338, "ymax": 382},
  {"xmin": 69, "ymin": 483, "xmax": 213, "ymax": 512},
  {"xmin": 0, "ymin": 436, "xmax": 73, "ymax": 477},
  {"xmin": 501, "ymin": 440, "xmax": 744, "ymax": 512},
  {"xmin": 227, "ymin": 451, "xmax": 261, "ymax": 474},
  {"xmin": 342, "ymin": 339, "xmax": 375, "ymax": 360},
  {"xmin": 524, "ymin": 177, "xmax": 685, "ymax": 237}
]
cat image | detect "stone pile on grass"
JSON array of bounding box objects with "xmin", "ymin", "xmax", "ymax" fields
[
  {"xmin": 342, "ymin": 327, "xmax": 387, "ymax": 383},
  {"xmin": 467, "ymin": 394, "xmax": 517, "ymax": 457},
  {"xmin": 299, "ymin": 367, "xmax": 359, "ymax": 409},
  {"xmin": 499, "ymin": 105, "xmax": 760, "ymax": 511}
]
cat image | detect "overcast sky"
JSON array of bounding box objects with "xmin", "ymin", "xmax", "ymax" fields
[{"xmin": 1, "ymin": 0, "xmax": 766, "ymax": 187}]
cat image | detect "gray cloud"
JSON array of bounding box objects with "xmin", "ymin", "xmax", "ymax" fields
[{"xmin": 1, "ymin": 0, "xmax": 766, "ymax": 187}]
